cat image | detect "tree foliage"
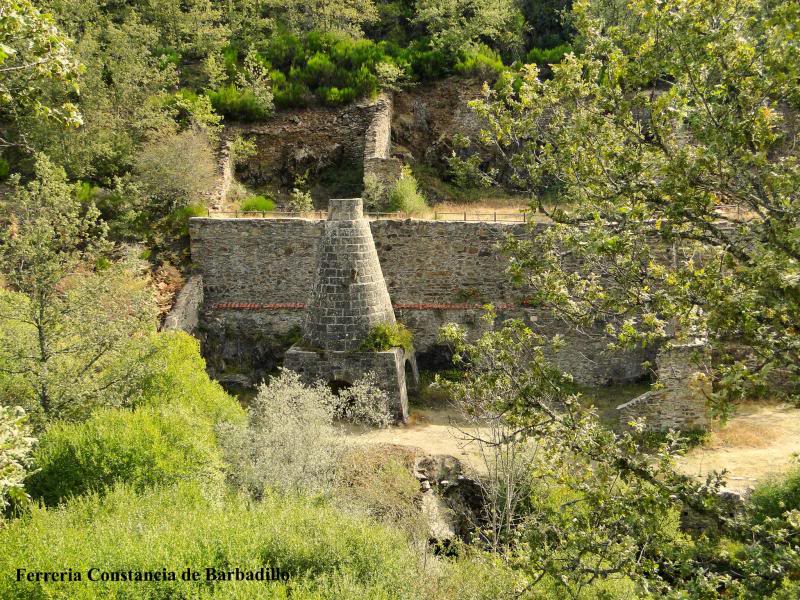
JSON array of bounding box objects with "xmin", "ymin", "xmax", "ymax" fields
[
  {"xmin": 439, "ymin": 313, "xmax": 800, "ymax": 598},
  {"xmin": 464, "ymin": 0, "xmax": 800, "ymax": 410},
  {"xmin": 0, "ymin": 0, "xmax": 81, "ymax": 148},
  {"xmin": 414, "ymin": 0, "xmax": 523, "ymax": 56},
  {"xmin": 0, "ymin": 156, "xmax": 155, "ymax": 426}
]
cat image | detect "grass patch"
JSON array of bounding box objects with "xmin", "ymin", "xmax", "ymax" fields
[
  {"xmin": 0, "ymin": 482, "xmax": 425, "ymax": 599},
  {"xmin": 360, "ymin": 322, "xmax": 414, "ymax": 355}
]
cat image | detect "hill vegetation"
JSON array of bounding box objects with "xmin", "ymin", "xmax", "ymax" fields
[{"xmin": 1, "ymin": 0, "xmax": 799, "ymax": 598}]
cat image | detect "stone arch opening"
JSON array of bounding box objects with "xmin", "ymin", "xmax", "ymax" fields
[{"xmin": 328, "ymin": 379, "xmax": 352, "ymax": 396}]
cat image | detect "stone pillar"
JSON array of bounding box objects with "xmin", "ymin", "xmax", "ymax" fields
[
  {"xmin": 363, "ymin": 93, "xmax": 403, "ymax": 204},
  {"xmin": 285, "ymin": 198, "xmax": 410, "ymax": 422},
  {"xmin": 617, "ymin": 340, "xmax": 711, "ymax": 431}
]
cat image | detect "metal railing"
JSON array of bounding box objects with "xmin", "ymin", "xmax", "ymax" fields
[
  {"xmin": 432, "ymin": 211, "xmax": 529, "ymax": 223},
  {"xmin": 202, "ymin": 209, "xmax": 532, "ymax": 222}
]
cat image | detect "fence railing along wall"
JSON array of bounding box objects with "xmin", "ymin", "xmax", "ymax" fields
[{"xmin": 205, "ymin": 209, "xmax": 532, "ymax": 222}]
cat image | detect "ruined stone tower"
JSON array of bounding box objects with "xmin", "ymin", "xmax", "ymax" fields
[{"xmin": 284, "ymin": 198, "xmax": 411, "ymax": 421}]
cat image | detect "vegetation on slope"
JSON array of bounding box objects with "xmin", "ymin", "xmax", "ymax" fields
[{"xmin": 0, "ymin": 0, "xmax": 799, "ymax": 598}]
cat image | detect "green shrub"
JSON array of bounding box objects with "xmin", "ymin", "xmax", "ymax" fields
[
  {"xmin": 26, "ymin": 405, "xmax": 225, "ymax": 506},
  {"xmin": 222, "ymin": 45, "xmax": 239, "ymax": 78},
  {"xmin": 749, "ymin": 465, "xmax": 800, "ymax": 521},
  {"xmin": 387, "ymin": 166, "xmax": 427, "ymax": 214},
  {"xmin": 0, "ymin": 482, "xmax": 426, "ymax": 599},
  {"xmin": 25, "ymin": 331, "xmax": 243, "ymax": 507},
  {"xmin": 526, "ymin": 44, "xmax": 572, "ymax": 66},
  {"xmin": 206, "ymin": 85, "xmax": 272, "ymax": 121},
  {"xmin": 166, "ymin": 202, "xmax": 207, "ymax": 236},
  {"xmin": 129, "ymin": 331, "xmax": 246, "ymax": 427},
  {"xmin": 156, "ymin": 47, "xmax": 181, "ymax": 66},
  {"xmin": 454, "ymin": 45, "xmax": 506, "ymax": 79},
  {"xmin": 74, "ymin": 181, "xmax": 100, "ymax": 203},
  {"xmin": 318, "ymin": 85, "xmax": 358, "ymax": 105},
  {"xmin": 0, "ymin": 157, "xmax": 11, "ymax": 181},
  {"xmin": 240, "ymin": 195, "xmax": 276, "ymax": 212},
  {"xmin": 360, "ymin": 322, "xmax": 414, "ymax": 354}
]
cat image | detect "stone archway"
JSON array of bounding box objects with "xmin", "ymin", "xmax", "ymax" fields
[{"xmin": 328, "ymin": 379, "xmax": 352, "ymax": 396}]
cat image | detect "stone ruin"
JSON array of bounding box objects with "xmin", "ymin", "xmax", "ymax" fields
[
  {"xmin": 183, "ymin": 84, "xmax": 715, "ymax": 432},
  {"xmin": 617, "ymin": 340, "xmax": 711, "ymax": 431},
  {"xmin": 284, "ymin": 198, "xmax": 414, "ymax": 422}
]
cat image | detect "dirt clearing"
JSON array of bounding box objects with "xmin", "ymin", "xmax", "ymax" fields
[{"xmin": 344, "ymin": 399, "xmax": 800, "ymax": 492}]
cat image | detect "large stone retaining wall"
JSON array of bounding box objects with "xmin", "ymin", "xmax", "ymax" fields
[{"xmin": 189, "ymin": 217, "xmax": 655, "ymax": 384}]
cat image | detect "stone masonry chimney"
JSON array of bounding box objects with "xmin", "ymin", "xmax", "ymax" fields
[
  {"xmin": 284, "ymin": 198, "xmax": 412, "ymax": 422},
  {"xmin": 303, "ymin": 198, "xmax": 396, "ymax": 351}
]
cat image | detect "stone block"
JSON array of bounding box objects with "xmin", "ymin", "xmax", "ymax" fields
[{"xmin": 284, "ymin": 346, "xmax": 409, "ymax": 422}]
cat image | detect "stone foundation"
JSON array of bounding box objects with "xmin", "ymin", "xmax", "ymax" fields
[{"xmin": 284, "ymin": 346, "xmax": 410, "ymax": 422}]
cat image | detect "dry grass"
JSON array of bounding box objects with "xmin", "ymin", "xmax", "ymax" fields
[{"xmin": 710, "ymin": 420, "xmax": 780, "ymax": 449}]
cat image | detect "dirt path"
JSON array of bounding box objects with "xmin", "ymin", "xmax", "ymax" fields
[
  {"xmin": 344, "ymin": 401, "xmax": 800, "ymax": 491},
  {"xmin": 677, "ymin": 402, "xmax": 800, "ymax": 492},
  {"xmin": 343, "ymin": 407, "xmax": 490, "ymax": 473}
]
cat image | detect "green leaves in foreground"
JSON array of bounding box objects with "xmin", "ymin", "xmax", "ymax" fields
[{"xmin": 462, "ymin": 0, "xmax": 800, "ymax": 409}]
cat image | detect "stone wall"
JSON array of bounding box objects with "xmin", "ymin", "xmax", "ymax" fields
[
  {"xmin": 363, "ymin": 93, "xmax": 403, "ymax": 196},
  {"xmin": 617, "ymin": 341, "xmax": 711, "ymax": 431},
  {"xmin": 162, "ymin": 275, "xmax": 203, "ymax": 334},
  {"xmin": 205, "ymin": 138, "xmax": 234, "ymax": 211},
  {"xmin": 190, "ymin": 217, "xmax": 655, "ymax": 385},
  {"xmin": 229, "ymin": 98, "xmax": 386, "ymax": 195}
]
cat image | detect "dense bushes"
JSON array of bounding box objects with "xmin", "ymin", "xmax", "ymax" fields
[
  {"xmin": 207, "ymin": 84, "xmax": 273, "ymax": 121},
  {"xmin": 263, "ymin": 32, "xmax": 394, "ymax": 107},
  {"xmin": 25, "ymin": 331, "xmax": 243, "ymax": 506},
  {"xmin": 220, "ymin": 32, "xmax": 489, "ymax": 110},
  {"xmin": 0, "ymin": 482, "xmax": 425, "ymax": 599},
  {"xmin": 26, "ymin": 405, "xmax": 225, "ymax": 506}
]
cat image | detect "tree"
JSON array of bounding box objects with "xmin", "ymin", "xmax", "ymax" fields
[
  {"xmin": 275, "ymin": 0, "xmax": 379, "ymax": 37},
  {"xmin": 464, "ymin": 0, "xmax": 800, "ymax": 411},
  {"xmin": 0, "ymin": 0, "xmax": 81, "ymax": 148},
  {"xmin": 414, "ymin": 0, "xmax": 523, "ymax": 56},
  {"xmin": 132, "ymin": 128, "xmax": 218, "ymax": 212},
  {"xmin": 0, "ymin": 155, "xmax": 156, "ymax": 426},
  {"xmin": 438, "ymin": 314, "xmax": 800, "ymax": 598},
  {"xmin": 18, "ymin": 15, "xmax": 177, "ymax": 181}
]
